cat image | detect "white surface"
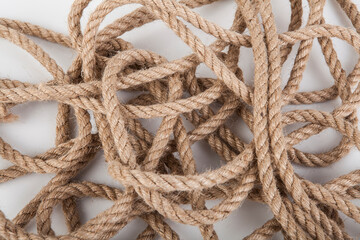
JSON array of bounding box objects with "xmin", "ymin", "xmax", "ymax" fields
[{"xmin": 0, "ymin": 0, "xmax": 360, "ymax": 239}]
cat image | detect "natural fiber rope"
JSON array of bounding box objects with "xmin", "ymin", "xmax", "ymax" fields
[{"xmin": 0, "ymin": 0, "xmax": 360, "ymax": 239}]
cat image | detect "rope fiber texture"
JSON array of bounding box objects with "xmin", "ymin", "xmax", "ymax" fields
[{"xmin": 0, "ymin": 0, "xmax": 360, "ymax": 239}]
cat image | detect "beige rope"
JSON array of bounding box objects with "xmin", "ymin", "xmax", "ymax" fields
[{"xmin": 1, "ymin": 0, "xmax": 360, "ymax": 239}]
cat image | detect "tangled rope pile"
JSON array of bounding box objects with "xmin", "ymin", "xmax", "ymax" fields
[{"xmin": 1, "ymin": 0, "xmax": 360, "ymax": 239}]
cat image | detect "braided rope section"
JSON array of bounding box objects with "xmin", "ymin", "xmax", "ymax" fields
[{"xmin": 1, "ymin": 0, "xmax": 360, "ymax": 239}]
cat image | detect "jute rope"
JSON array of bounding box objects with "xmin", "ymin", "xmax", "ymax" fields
[{"xmin": 0, "ymin": 0, "xmax": 360, "ymax": 239}]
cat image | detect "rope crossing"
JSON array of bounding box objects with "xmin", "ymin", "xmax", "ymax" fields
[{"xmin": 0, "ymin": 0, "xmax": 360, "ymax": 239}]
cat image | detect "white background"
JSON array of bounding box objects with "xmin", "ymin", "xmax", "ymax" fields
[{"xmin": 0, "ymin": 0, "xmax": 360, "ymax": 239}]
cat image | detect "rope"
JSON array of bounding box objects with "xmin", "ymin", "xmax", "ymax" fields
[{"xmin": 0, "ymin": 0, "xmax": 360, "ymax": 239}]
